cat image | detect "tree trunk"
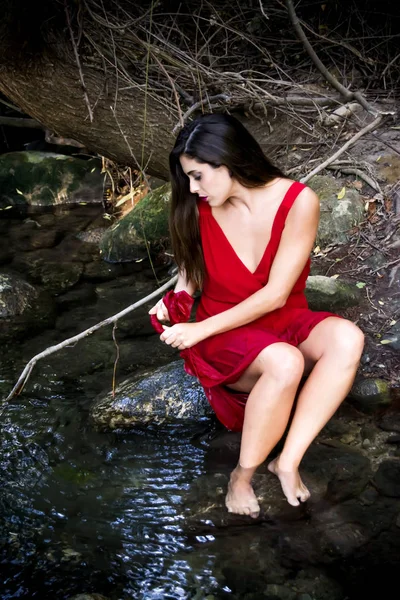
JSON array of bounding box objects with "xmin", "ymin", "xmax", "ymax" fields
[{"xmin": 0, "ymin": 60, "xmax": 176, "ymax": 179}]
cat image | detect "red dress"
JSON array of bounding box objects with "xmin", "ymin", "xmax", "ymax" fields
[{"xmin": 165, "ymin": 182, "xmax": 338, "ymax": 431}]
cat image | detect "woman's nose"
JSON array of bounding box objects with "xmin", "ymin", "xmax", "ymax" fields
[{"xmin": 190, "ymin": 179, "xmax": 199, "ymax": 194}]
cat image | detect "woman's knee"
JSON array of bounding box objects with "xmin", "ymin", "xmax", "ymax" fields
[
  {"xmin": 328, "ymin": 320, "xmax": 365, "ymax": 361},
  {"xmin": 256, "ymin": 344, "xmax": 305, "ymax": 385}
]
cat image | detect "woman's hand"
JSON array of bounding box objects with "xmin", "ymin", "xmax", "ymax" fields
[
  {"xmin": 148, "ymin": 298, "xmax": 170, "ymax": 323},
  {"xmin": 160, "ymin": 322, "xmax": 204, "ymax": 350}
]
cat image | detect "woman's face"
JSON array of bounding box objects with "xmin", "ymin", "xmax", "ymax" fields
[{"xmin": 179, "ymin": 155, "xmax": 233, "ymax": 206}]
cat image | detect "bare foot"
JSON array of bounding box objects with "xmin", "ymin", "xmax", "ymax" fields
[
  {"xmin": 225, "ymin": 467, "xmax": 260, "ymax": 518},
  {"xmin": 268, "ymin": 457, "xmax": 310, "ymax": 507}
]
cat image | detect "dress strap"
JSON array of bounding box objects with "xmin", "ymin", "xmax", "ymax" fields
[{"xmin": 278, "ymin": 181, "xmax": 307, "ymax": 220}]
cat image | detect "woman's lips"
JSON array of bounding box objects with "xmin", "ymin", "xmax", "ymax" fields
[{"xmin": 199, "ymin": 195, "xmax": 208, "ymax": 202}]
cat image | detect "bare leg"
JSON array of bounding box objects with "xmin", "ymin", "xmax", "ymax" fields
[
  {"xmin": 225, "ymin": 343, "xmax": 304, "ymax": 517},
  {"xmin": 269, "ymin": 318, "xmax": 365, "ymax": 505}
]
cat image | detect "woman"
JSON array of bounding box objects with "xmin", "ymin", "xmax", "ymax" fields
[{"xmin": 149, "ymin": 113, "xmax": 364, "ymax": 518}]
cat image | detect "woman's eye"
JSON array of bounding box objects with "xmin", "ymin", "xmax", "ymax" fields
[{"xmin": 194, "ymin": 175, "xmax": 202, "ymax": 181}]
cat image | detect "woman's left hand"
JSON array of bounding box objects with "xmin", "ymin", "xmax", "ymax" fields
[{"xmin": 160, "ymin": 322, "xmax": 204, "ymax": 350}]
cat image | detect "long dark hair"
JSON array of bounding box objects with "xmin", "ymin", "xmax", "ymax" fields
[{"xmin": 169, "ymin": 113, "xmax": 285, "ymax": 289}]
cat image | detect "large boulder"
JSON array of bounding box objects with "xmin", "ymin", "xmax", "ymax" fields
[
  {"xmin": 0, "ymin": 272, "xmax": 56, "ymax": 339},
  {"xmin": 90, "ymin": 360, "xmax": 212, "ymax": 431},
  {"xmin": 99, "ymin": 183, "xmax": 171, "ymax": 262},
  {"xmin": 0, "ymin": 151, "xmax": 103, "ymax": 208},
  {"xmin": 308, "ymin": 175, "xmax": 364, "ymax": 245},
  {"xmin": 305, "ymin": 275, "xmax": 361, "ymax": 311}
]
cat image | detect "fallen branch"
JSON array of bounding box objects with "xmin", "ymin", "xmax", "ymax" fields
[
  {"xmin": 301, "ymin": 115, "xmax": 383, "ymax": 183},
  {"xmin": 285, "ymin": 0, "xmax": 386, "ymax": 116},
  {"xmin": 326, "ymin": 164, "xmax": 382, "ymax": 193},
  {"xmin": 2, "ymin": 274, "xmax": 178, "ymax": 406}
]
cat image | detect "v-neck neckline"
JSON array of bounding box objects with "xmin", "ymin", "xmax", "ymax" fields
[{"xmin": 209, "ymin": 183, "xmax": 295, "ymax": 276}]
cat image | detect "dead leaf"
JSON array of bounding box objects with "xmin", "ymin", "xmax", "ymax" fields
[
  {"xmin": 337, "ymin": 187, "xmax": 346, "ymax": 200},
  {"xmin": 352, "ymin": 180, "xmax": 363, "ymax": 190},
  {"xmin": 330, "ymin": 274, "xmax": 340, "ymax": 279}
]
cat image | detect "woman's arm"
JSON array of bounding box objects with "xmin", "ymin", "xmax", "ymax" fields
[
  {"xmin": 201, "ymin": 187, "xmax": 320, "ymax": 338},
  {"xmin": 149, "ymin": 268, "xmax": 196, "ymax": 322},
  {"xmin": 174, "ymin": 268, "xmax": 197, "ymax": 296}
]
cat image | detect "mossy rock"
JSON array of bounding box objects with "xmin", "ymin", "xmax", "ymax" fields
[
  {"xmin": 99, "ymin": 183, "xmax": 171, "ymax": 263},
  {"xmin": 348, "ymin": 377, "xmax": 392, "ymax": 413},
  {"xmin": 305, "ymin": 275, "xmax": 361, "ymax": 311},
  {"xmin": 309, "ymin": 175, "xmax": 364, "ymax": 245},
  {"xmin": 0, "ymin": 151, "xmax": 103, "ymax": 208}
]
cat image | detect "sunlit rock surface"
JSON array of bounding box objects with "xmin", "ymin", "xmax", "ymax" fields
[
  {"xmin": 308, "ymin": 175, "xmax": 364, "ymax": 245},
  {"xmin": 90, "ymin": 360, "xmax": 212, "ymax": 430}
]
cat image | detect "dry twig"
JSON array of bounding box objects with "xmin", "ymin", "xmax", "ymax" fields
[{"xmin": 301, "ymin": 116, "xmax": 383, "ymax": 183}]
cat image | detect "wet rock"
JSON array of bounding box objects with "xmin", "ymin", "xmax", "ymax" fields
[
  {"xmin": 9, "ymin": 221, "xmax": 61, "ymax": 251},
  {"xmin": 82, "ymin": 259, "xmax": 140, "ymax": 282},
  {"xmin": 347, "ymin": 377, "xmax": 391, "ymax": 413},
  {"xmin": 373, "ymin": 459, "xmax": 400, "ymax": 497},
  {"xmin": 386, "ymin": 434, "xmax": 400, "ymax": 444},
  {"xmin": 0, "ymin": 151, "xmax": 103, "ymax": 207},
  {"xmin": 305, "ymin": 275, "xmax": 360, "ymax": 311},
  {"xmin": 378, "ymin": 411, "xmax": 400, "ymax": 433},
  {"xmin": 11, "ymin": 250, "xmax": 84, "ymax": 293},
  {"xmin": 90, "ymin": 359, "xmax": 212, "ymax": 431},
  {"xmin": 185, "ymin": 442, "xmax": 371, "ymax": 527},
  {"xmin": 0, "ymin": 239, "xmax": 13, "ymax": 265},
  {"xmin": 99, "ymin": 183, "xmax": 170, "ymax": 262},
  {"xmin": 55, "ymin": 283, "xmax": 97, "ymax": 311},
  {"xmin": 0, "ymin": 272, "xmax": 55, "ymax": 339},
  {"xmin": 41, "ymin": 338, "xmax": 116, "ymax": 380},
  {"xmin": 308, "ymin": 175, "xmax": 364, "ymax": 245},
  {"xmin": 76, "ymin": 227, "xmax": 109, "ymax": 245}
]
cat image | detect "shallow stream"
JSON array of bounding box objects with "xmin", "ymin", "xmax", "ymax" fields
[{"xmin": 0, "ymin": 203, "xmax": 398, "ymax": 600}]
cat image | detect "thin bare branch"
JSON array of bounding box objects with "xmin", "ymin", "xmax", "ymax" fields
[
  {"xmin": 301, "ymin": 116, "xmax": 383, "ymax": 183},
  {"xmin": 64, "ymin": 0, "xmax": 94, "ymax": 122},
  {"xmin": 2, "ymin": 275, "xmax": 178, "ymax": 406}
]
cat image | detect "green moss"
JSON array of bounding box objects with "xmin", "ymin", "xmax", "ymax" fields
[
  {"xmin": 99, "ymin": 183, "xmax": 171, "ymax": 262},
  {"xmin": 53, "ymin": 464, "xmax": 94, "ymax": 484}
]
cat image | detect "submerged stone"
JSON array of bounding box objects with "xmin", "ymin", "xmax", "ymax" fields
[
  {"xmin": 373, "ymin": 459, "xmax": 400, "ymax": 497},
  {"xmin": 0, "ymin": 272, "xmax": 55, "ymax": 339},
  {"xmin": 90, "ymin": 360, "xmax": 212, "ymax": 430}
]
